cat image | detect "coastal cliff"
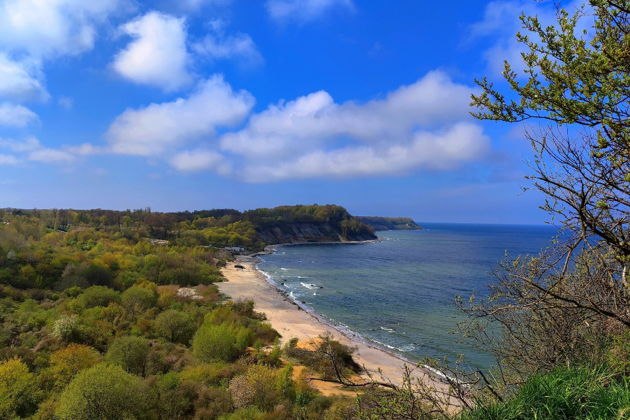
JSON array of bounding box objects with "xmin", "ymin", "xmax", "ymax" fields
[
  {"xmin": 245, "ymin": 205, "xmax": 377, "ymax": 244},
  {"xmin": 357, "ymin": 216, "xmax": 421, "ymax": 231}
]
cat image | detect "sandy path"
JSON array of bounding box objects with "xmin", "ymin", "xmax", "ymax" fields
[{"xmin": 218, "ymin": 256, "xmax": 450, "ymax": 393}]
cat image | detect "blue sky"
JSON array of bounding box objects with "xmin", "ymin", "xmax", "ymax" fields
[{"xmin": 0, "ymin": 0, "xmax": 573, "ymax": 223}]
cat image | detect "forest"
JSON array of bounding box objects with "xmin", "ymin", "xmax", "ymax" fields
[{"xmin": 0, "ymin": 205, "xmax": 369, "ymax": 419}]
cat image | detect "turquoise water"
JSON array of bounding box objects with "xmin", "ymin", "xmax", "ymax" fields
[{"xmin": 257, "ymin": 223, "xmax": 558, "ymax": 371}]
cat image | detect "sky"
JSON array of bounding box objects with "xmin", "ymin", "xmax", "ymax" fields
[{"xmin": 0, "ymin": 0, "xmax": 577, "ymax": 223}]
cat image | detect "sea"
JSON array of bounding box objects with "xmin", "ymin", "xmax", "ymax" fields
[{"xmin": 257, "ymin": 223, "xmax": 559, "ymax": 371}]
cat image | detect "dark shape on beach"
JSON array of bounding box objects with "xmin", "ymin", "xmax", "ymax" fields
[{"xmin": 234, "ymin": 264, "xmax": 245, "ymax": 270}]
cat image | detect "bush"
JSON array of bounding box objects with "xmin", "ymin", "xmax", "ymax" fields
[
  {"xmin": 228, "ymin": 365, "xmax": 287, "ymax": 412},
  {"xmin": 48, "ymin": 344, "xmax": 102, "ymax": 388},
  {"xmin": 192, "ymin": 322, "xmax": 253, "ymax": 362},
  {"xmin": 0, "ymin": 359, "xmax": 38, "ymax": 418},
  {"xmin": 106, "ymin": 336, "xmax": 150, "ymax": 376},
  {"xmin": 55, "ymin": 363, "xmax": 145, "ymax": 420},
  {"xmin": 52, "ymin": 315, "xmax": 82, "ymax": 343},
  {"xmin": 121, "ymin": 284, "xmax": 157, "ymax": 314},
  {"xmin": 154, "ymin": 309, "xmax": 196, "ymax": 344},
  {"xmin": 78, "ymin": 286, "xmax": 120, "ymax": 308},
  {"xmin": 179, "ymin": 362, "xmax": 240, "ymax": 387}
]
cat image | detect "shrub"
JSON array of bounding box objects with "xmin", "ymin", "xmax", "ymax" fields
[
  {"xmin": 121, "ymin": 285, "xmax": 157, "ymax": 314},
  {"xmin": 49, "ymin": 344, "xmax": 101, "ymax": 388},
  {"xmin": 192, "ymin": 322, "xmax": 252, "ymax": 362},
  {"xmin": 55, "ymin": 363, "xmax": 145, "ymax": 420},
  {"xmin": 52, "ymin": 315, "xmax": 82, "ymax": 343},
  {"xmin": 179, "ymin": 362, "xmax": 238, "ymax": 387},
  {"xmin": 154, "ymin": 309, "xmax": 196, "ymax": 344},
  {"xmin": 0, "ymin": 359, "xmax": 38, "ymax": 418},
  {"xmin": 106, "ymin": 336, "xmax": 150, "ymax": 376},
  {"xmin": 228, "ymin": 365, "xmax": 284, "ymax": 411},
  {"xmin": 78, "ymin": 286, "xmax": 120, "ymax": 308}
]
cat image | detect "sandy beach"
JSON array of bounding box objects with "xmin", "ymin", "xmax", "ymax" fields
[{"xmin": 218, "ymin": 255, "xmax": 450, "ymax": 393}]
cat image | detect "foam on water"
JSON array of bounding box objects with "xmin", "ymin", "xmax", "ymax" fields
[{"xmin": 258, "ymin": 223, "xmax": 557, "ymax": 371}]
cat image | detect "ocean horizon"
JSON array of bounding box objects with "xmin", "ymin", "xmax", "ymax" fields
[{"xmin": 257, "ymin": 222, "xmax": 559, "ymax": 371}]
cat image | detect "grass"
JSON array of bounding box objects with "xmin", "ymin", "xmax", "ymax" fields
[{"xmin": 460, "ymin": 365, "xmax": 630, "ymax": 420}]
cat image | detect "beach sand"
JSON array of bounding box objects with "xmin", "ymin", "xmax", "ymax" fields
[{"xmin": 219, "ymin": 255, "xmax": 451, "ymax": 395}]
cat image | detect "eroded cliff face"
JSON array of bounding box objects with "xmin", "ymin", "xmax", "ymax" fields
[{"xmin": 255, "ymin": 222, "xmax": 376, "ymax": 244}]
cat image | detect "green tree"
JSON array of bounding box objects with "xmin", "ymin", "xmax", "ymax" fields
[
  {"xmin": 79, "ymin": 286, "xmax": 120, "ymax": 308},
  {"xmin": 48, "ymin": 344, "xmax": 102, "ymax": 388},
  {"xmin": 106, "ymin": 336, "xmax": 150, "ymax": 376},
  {"xmin": 55, "ymin": 363, "xmax": 146, "ymax": 420},
  {"xmin": 0, "ymin": 359, "xmax": 38, "ymax": 418},
  {"xmin": 121, "ymin": 284, "xmax": 157, "ymax": 314},
  {"xmin": 471, "ymin": 0, "xmax": 629, "ymax": 281},
  {"xmin": 192, "ymin": 322, "xmax": 252, "ymax": 362},
  {"xmin": 154, "ymin": 309, "xmax": 196, "ymax": 344}
]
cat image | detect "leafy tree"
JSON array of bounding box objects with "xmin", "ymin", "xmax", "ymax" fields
[
  {"xmin": 55, "ymin": 363, "xmax": 146, "ymax": 420},
  {"xmin": 106, "ymin": 336, "xmax": 151, "ymax": 376},
  {"xmin": 48, "ymin": 344, "xmax": 102, "ymax": 388},
  {"xmin": 121, "ymin": 284, "xmax": 157, "ymax": 314},
  {"xmin": 0, "ymin": 358, "xmax": 38, "ymax": 418},
  {"xmin": 471, "ymin": 0, "xmax": 629, "ymax": 282},
  {"xmin": 52, "ymin": 315, "xmax": 82, "ymax": 343},
  {"xmin": 78, "ymin": 286, "xmax": 120, "ymax": 308},
  {"xmin": 154, "ymin": 309, "xmax": 196, "ymax": 344},
  {"xmin": 192, "ymin": 322, "xmax": 252, "ymax": 362}
]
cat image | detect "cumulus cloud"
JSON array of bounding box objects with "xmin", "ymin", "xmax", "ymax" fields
[
  {"xmin": 217, "ymin": 70, "xmax": 489, "ymax": 181},
  {"xmin": 0, "ymin": 154, "xmax": 19, "ymax": 165},
  {"xmin": 0, "ymin": 0, "xmax": 127, "ymax": 59},
  {"xmin": 0, "ymin": 136, "xmax": 77, "ymax": 164},
  {"xmin": 267, "ymin": 0, "xmax": 353, "ymax": 22},
  {"xmin": 0, "ymin": 54, "xmax": 48, "ymax": 102},
  {"xmin": 169, "ymin": 149, "xmax": 230, "ymax": 173},
  {"xmin": 221, "ymin": 71, "xmax": 476, "ymax": 159},
  {"xmin": 106, "ymin": 75, "xmax": 254, "ymax": 156},
  {"xmin": 113, "ymin": 12, "xmax": 192, "ymax": 91},
  {"xmin": 193, "ymin": 20, "xmax": 262, "ymax": 67},
  {"xmin": 0, "ymin": 103, "xmax": 37, "ymax": 127},
  {"xmin": 242, "ymin": 123, "xmax": 489, "ymax": 182}
]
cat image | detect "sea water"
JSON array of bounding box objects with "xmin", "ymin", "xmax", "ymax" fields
[{"xmin": 257, "ymin": 223, "xmax": 558, "ymax": 371}]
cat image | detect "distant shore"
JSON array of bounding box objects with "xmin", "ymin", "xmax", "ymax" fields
[{"xmin": 218, "ymin": 253, "xmax": 451, "ymax": 393}]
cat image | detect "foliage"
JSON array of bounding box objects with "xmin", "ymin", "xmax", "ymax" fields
[
  {"xmin": 106, "ymin": 335, "xmax": 151, "ymax": 376},
  {"xmin": 154, "ymin": 309, "xmax": 196, "ymax": 344},
  {"xmin": 48, "ymin": 344, "xmax": 102, "ymax": 388},
  {"xmin": 55, "ymin": 363, "xmax": 146, "ymax": 420},
  {"xmin": 192, "ymin": 322, "xmax": 252, "ymax": 362},
  {"xmin": 0, "ymin": 358, "xmax": 38, "ymax": 418}
]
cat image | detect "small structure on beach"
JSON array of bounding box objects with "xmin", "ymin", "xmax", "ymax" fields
[{"xmin": 234, "ymin": 264, "xmax": 246, "ymax": 270}]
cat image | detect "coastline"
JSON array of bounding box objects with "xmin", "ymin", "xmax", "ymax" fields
[{"xmin": 218, "ymin": 252, "xmax": 451, "ymax": 392}]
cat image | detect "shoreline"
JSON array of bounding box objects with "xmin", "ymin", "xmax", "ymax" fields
[{"xmin": 218, "ymin": 251, "xmax": 452, "ymax": 393}]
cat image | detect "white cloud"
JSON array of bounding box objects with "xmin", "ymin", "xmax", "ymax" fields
[
  {"xmin": 267, "ymin": 0, "xmax": 353, "ymax": 22},
  {"xmin": 28, "ymin": 147, "xmax": 75, "ymax": 163},
  {"xmin": 106, "ymin": 75, "xmax": 254, "ymax": 156},
  {"xmin": 0, "ymin": 0, "xmax": 127, "ymax": 59},
  {"xmin": 193, "ymin": 22, "xmax": 262, "ymax": 67},
  {"xmin": 216, "ymin": 70, "xmax": 489, "ymax": 181},
  {"xmin": 0, "ymin": 154, "xmax": 19, "ymax": 165},
  {"xmin": 169, "ymin": 149, "xmax": 230, "ymax": 173},
  {"xmin": 0, "ymin": 136, "xmax": 77, "ymax": 164},
  {"xmin": 0, "ymin": 54, "xmax": 47, "ymax": 102},
  {"xmin": 113, "ymin": 12, "xmax": 192, "ymax": 91},
  {"xmin": 0, "ymin": 136, "xmax": 40, "ymax": 152},
  {"xmin": 242, "ymin": 123, "xmax": 489, "ymax": 182},
  {"xmin": 221, "ymin": 71, "xmax": 476, "ymax": 159},
  {"xmin": 0, "ymin": 103, "xmax": 37, "ymax": 127}
]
